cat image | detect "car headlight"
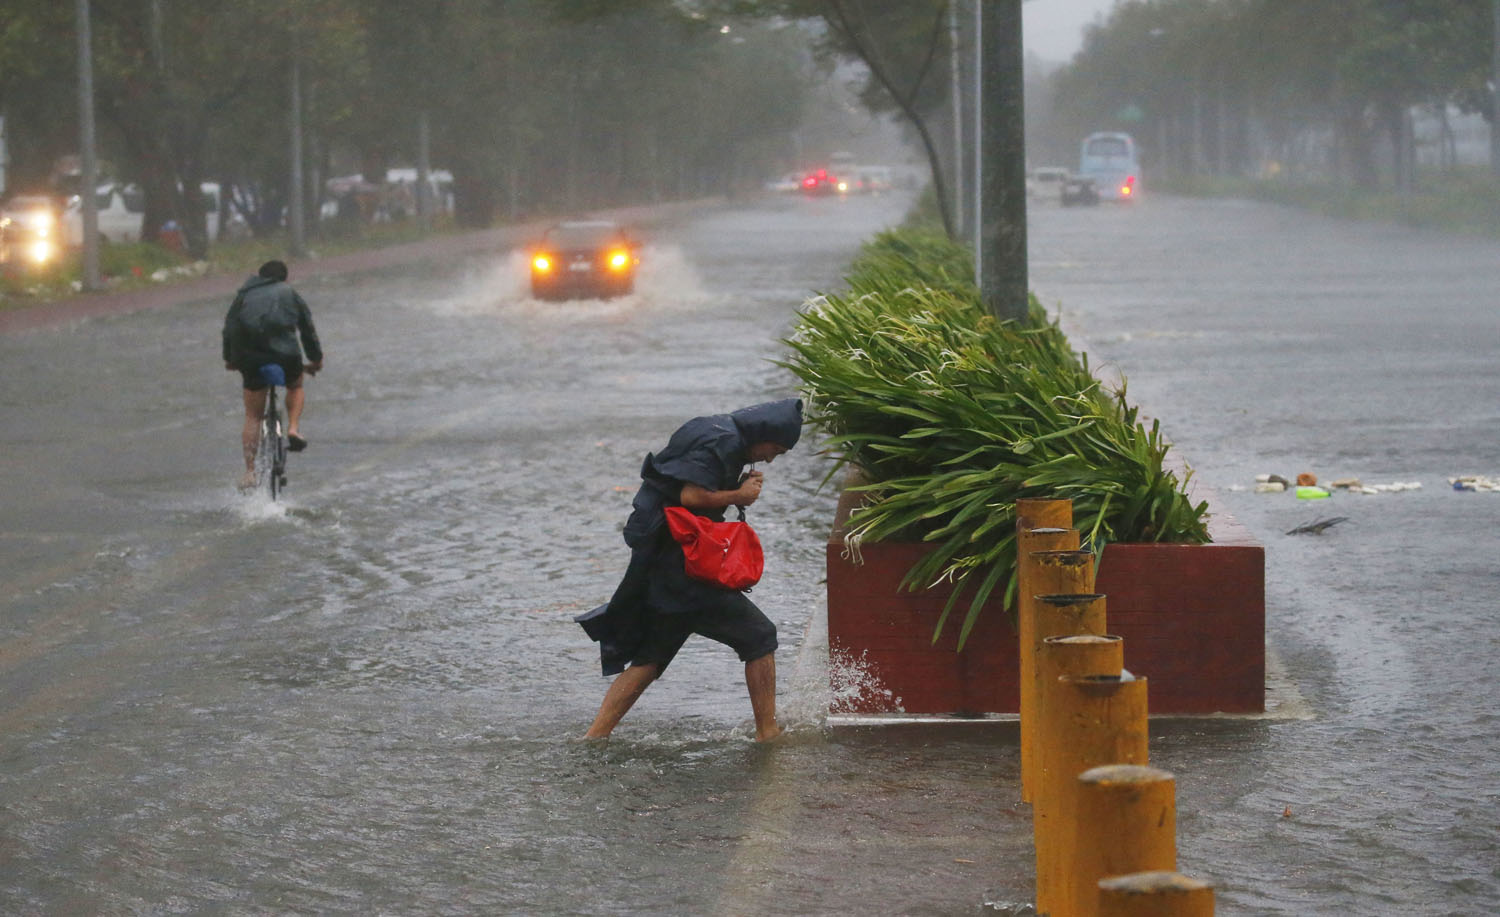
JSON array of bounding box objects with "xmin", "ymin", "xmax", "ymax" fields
[
  {"xmin": 607, "ymin": 250, "xmax": 630, "ymax": 271},
  {"xmin": 532, "ymin": 254, "xmax": 552, "ymax": 273},
  {"xmin": 25, "ymin": 211, "xmax": 54, "ymax": 235}
]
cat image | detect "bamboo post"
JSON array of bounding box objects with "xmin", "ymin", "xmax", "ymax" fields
[
  {"xmin": 1099, "ymin": 871, "xmax": 1215, "ymax": 917},
  {"xmin": 1035, "ymin": 673, "xmax": 1149, "ymax": 917},
  {"xmin": 1015, "ymin": 531, "xmax": 1080, "ymax": 799},
  {"xmin": 1071, "ymin": 765, "xmax": 1177, "ymax": 917},
  {"xmin": 1031, "ymin": 633, "xmax": 1123, "ymax": 913},
  {"xmin": 1020, "ymin": 562, "xmax": 1098, "ymax": 804},
  {"xmin": 1016, "ymin": 497, "xmax": 1072, "ymax": 533}
]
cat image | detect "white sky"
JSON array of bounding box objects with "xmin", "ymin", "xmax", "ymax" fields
[{"xmin": 1022, "ymin": 0, "xmax": 1120, "ymax": 63}]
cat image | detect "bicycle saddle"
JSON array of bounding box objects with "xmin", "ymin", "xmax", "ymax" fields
[{"xmin": 257, "ymin": 364, "xmax": 287, "ymax": 387}]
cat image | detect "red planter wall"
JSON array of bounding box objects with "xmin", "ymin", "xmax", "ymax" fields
[{"xmin": 826, "ymin": 493, "xmax": 1265, "ymax": 716}]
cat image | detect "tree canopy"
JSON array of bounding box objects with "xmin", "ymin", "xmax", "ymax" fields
[
  {"xmin": 1046, "ymin": 0, "xmax": 1495, "ymax": 189},
  {"xmin": 0, "ymin": 1, "xmax": 820, "ymax": 255}
]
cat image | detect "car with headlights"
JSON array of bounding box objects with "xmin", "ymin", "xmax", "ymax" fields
[
  {"xmin": 0, "ymin": 195, "xmax": 65, "ymax": 268},
  {"xmin": 529, "ymin": 221, "xmax": 639, "ymax": 300}
]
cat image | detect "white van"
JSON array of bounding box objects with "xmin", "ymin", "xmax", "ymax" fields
[{"xmin": 63, "ymin": 182, "xmax": 243, "ymax": 245}]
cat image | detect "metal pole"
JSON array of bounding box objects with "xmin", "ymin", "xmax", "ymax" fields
[
  {"xmin": 1074, "ymin": 765, "xmax": 1178, "ymax": 917},
  {"xmin": 1492, "ymin": 0, "xmax": 1500, "ymax": 179},
  {"xmin": 948, "ymin": 1, "xmax": 964, "ymax": 236},
  {"xmin": 288, "ymin": 51, "xmax": 306, "ymax": 257},
  {"xmin": 417, "ymin": 110, "xmax": 433, "ymax": 226},
  {"xmin": 75, "ymin": 0, "xmax": 100, "ymax": 291},
  {"xmin": 979, "ymin": 0, "xmax": 1028, "ymax": 321},
  {"xmin": 971, "ymin": 0, "xmax": 982, "ymax": 283}
]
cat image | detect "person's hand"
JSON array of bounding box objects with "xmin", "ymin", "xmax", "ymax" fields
[
  {"xmin": 305, "ymin": 360, "xmax": 323, "ymax": 376},
  {"xmin": 735, "ymin": 470, "xmax": 764, "ymax": 506}
]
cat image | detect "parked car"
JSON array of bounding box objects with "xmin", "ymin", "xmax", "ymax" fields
[
  {"xmin": 1060, "ymin": 174, "xmax": 1100, "ymax": 207},
  {"xmin": 528, "ymin": 221, "xmax": 639, "ymax": 300},
  {"xmin": 60, "ymin": 182, "xmax": 244, "ymax": 246},
  {"xmin": 1026, "ymin": 166, "xmax": 1070, "ymax": 199}
]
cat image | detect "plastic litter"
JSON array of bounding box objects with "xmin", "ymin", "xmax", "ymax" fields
[
  {"xmin": 1296, "ymin": 472, "xmax": 1318, "ymax": 487},
  {"xmin": 1450, "ymin": 475, "xmax": 1500, "ymax": 492},
  {"xmin": 1295, "ymin": 486, "xmax": 1330, "ymax": 500},
  {"xmin": 1255, "ymin": 482, "xmax": 1285, "ymax": 493}
]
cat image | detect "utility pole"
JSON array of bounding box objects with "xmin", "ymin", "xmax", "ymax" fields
[
  {"xmin": 1492, "ymin": 0, "xmax": 1500, "ymax": 179},
  {"xmin": 979, "ymin": 0, "xmax": 1028, "ymax": 322},
  {"xmin": 948, "ymin": 1, "xmax": 965, "ymax": 237},
  {"xmin": 417, "ymin": 110, "xmax": 433, "ymax": 227},
  {"xmin": 75, "ymin": 0, "xmax": 100, "ymax": 291},
  {"xmin": 288, "ymin": 50, "xmax": 306, "ymax": 258}
]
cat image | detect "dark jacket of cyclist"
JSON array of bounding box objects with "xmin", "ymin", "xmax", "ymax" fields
[{"xmin": 222, "ymin": 273, "xmax": 323, "ymax": 376}]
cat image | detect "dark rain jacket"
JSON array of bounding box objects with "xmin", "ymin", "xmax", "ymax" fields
[
  {"xmin": 221, "ymin": 275, "xmax": 323, "ymax": 370},
  {"xmin": 577, "ymin": 398, "xmax": 804, "ymax": 675}
]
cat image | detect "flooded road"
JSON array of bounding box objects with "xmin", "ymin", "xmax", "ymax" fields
[
  {"xmin": 3, "ymin": 188, "xmax": 1496, "ymax": 914},
  {"xmin": 1030, "ymin": 195, "xmax": 1500, "ymax": 915},
  {"xmin": 3, "ymin": 191, "xmax": 1035, "ymax": 915}
]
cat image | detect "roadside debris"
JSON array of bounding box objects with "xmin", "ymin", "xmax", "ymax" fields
[
  {"xmin": 1250, "ymin": 473, "xmax": 1423, "ymax": 496},
  {"xmin": 1450, "ymin": 475, "xmax": 1500, "ymax": 492},
  {"xmin": 1287, "ymin": 516, "xmax": 1348, "ymax": 535}
]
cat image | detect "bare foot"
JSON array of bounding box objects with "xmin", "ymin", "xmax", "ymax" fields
[
  {"xmin": 239, "ymin": 470, "xmax": 258, "ymax": 491},
  {"xmin": 755, "ymin": 724, "xmax": 784, "ymax": 742}
]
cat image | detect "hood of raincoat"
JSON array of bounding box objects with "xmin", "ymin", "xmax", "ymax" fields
[{"xmin": 730, "ymin": 398, "xmax": 803, "ymax": 451}]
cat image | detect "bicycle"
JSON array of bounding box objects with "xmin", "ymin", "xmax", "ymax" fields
[{"xmin": 253, "ymin": 363, "xmax": 290, "ymax": 500}]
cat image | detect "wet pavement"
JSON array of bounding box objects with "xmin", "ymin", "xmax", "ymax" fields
[{"xmin": 2, "ymin": 189, "xmax": 1497, "ymax": 914}]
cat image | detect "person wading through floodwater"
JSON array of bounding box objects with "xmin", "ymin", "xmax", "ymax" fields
[{"xmin": 577, "ymin": 398, "xmax": 803, "ymax": 741}]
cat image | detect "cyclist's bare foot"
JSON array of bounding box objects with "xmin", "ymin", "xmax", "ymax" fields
[{"xmin": 239, "ymin": 470, "xmax": 258, "ymax": 491}]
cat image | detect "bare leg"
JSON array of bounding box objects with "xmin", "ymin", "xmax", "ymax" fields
[
  {"xmin": 745, "ymin": 653, "xmax": 782, "ymax": 741},
  {"xmin": 240, "ymin": 387, "xmax": 268, "ymax": 482},
  {"xmin": 585, "ymin": 663, "xmax": 660, "ymax": 738},
  {"xmin": 285, "ymin": 383, "xmax": 305, "ymax": 439}
]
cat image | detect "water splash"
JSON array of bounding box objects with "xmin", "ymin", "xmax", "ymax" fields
[{"xmin": 779, "ymin": 639, "xmax": 903, "ymax": 727}]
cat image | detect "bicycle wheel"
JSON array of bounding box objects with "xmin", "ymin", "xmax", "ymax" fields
[
  {"xmin": 254, "ymin": 415, "xmax": 276, "ymax": 496},
  {"xmin": 267, "ymin": 393, "xmax": 288, "ymax": 501}
]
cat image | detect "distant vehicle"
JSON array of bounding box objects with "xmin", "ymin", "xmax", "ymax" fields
[
  {"xmin": 799, "ymin": 168, "xmax": 841, "ymax": 196},
  {"xmin": 528, "ymin": 220, "xmax": 639, "ymax": 300},
  {"xmin": 60, "ymin": 182, "xmax": 245, "ymax": 246},
  {"xmin": 853, "ymin": 165, "xmax": 893, "ymax": 194},
  {"xmin": 1026, "ymin": 166, "xmax": 1070, "ymax": 199},
  {"xmin": 1060, "ymin": 175, "xmax": 1100, "ymax": 207},
  {"xmin": 0, "ymin": 194, "xmax": 63, "ymax": 267},
  {"xmin": 1079, "ymin": 132, "xmax": 1140, "ymax": 201},
  {"xmin": 764, "ymin": 172, "xmax": 802, "ymax": 193}
]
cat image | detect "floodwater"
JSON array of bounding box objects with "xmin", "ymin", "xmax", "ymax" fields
[{"xmin": 2, "ymin": 187, "xmax": 1497, "ymax": 914}]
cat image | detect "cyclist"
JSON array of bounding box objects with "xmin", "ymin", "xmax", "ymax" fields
[{"xmin": 222, "ymin": 260, "xmax": 324, "ymax": 490}]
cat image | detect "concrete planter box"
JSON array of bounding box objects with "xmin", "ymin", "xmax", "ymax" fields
[{"xmin": 826, "ymin": 487, "xmax": 1264, "ymax": 716}]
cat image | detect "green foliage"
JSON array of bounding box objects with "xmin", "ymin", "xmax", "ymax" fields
[
  {"xmin": 1049, "ymin": 0, "xmax": 1493, "ymax": 189},
  {"xmin": 781, "ymin": 229, "xmax": 1208, "ymax": 648}
]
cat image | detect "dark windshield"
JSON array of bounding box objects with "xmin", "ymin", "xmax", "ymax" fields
[
  {"xmin": 545, "ymin": 223, "xmax": 626, "ymax": 248},
  {"xmin": 1085, "ymin": 137, "xmax": 1130, "ymax": 158}
]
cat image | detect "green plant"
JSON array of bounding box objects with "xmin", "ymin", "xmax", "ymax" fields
[{"xmin": 782, "ymin": 229, "xmax": 1208, "ymax": 648}]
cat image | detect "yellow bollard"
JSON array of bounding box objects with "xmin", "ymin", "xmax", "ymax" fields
[
  {"xmin": 1099, "ymin": 871, "xmax": 1215, "ymax": 917},
  {"xmin": 1031, "ymin": 633, "xmax": 1123, "ymax": 915},
  {"xmin": 1071, "ymin": 765, "xmax": 1177, "ymax": 917},
  {"xmin": 1016, "ymin": 497, "xmax": 1073, "ymax": 533},
  {"xmin": 1035, "ymin": 673, "xmax": 1149, "ymax": 917},
  {"xmin": 1020, "ymin": 565, "xmax": 1098, "ymax": 805},
  {"xmin": 1015, "ymin": 535, "xmax": 1082, "ymax": 801}
]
